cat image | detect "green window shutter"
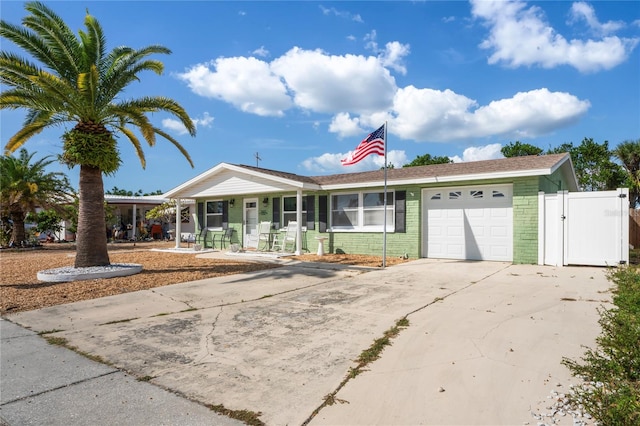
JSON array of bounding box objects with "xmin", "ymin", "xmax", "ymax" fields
[
  {"xmin": 306, "ymin": 195, "xmax": 315, "ymax": 230},
  {"xmin": 222, "ymin": 200, "xmax": 229, "ymax": 229},
  {"xmin": 318, "ymin": 195, "xmax": 328, "ymax": 233},
  {"xmin": 197, "ymin": 202, "xmax": 204, "ymax": 231},
  {"xmin": 395, "ymin": 191, "xmax": 406, "ymax": 233},
  {"xmin": 272, "ymin": 197, "xmax": 281, "ymax": 229}
]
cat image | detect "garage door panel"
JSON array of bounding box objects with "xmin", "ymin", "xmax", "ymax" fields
[
  {"xmin": 490, "ymin": 225, "xmax": 508, "ymax": 237},
  {"xmin": 446, "ymin": 226, "xmax": 463, "ymax": 237},
  {"xmin": 424, "ymin": 185, "xmax": 513, "ymax": 261}
]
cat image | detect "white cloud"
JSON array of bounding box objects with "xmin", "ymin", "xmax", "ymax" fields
[
  {"xmin": 178, "ymin": 36, "xmax": 591, "ymax": 145},
  {"xmin": 450, "ymin": 143, "xmax": 504, "ymax": 163},
  {"xmin": 301, "ymin": 149, "xmax": 407, "ymax": 173},
  {"xmin": 380, "ymin": 41, "xmax": 411, "ymax": 75},
  {"xmin": 176, "ymin": 57, "xmax": 292, "ymax": 117},
  {"xmin": 162, "ymin": 118, "xmax": 188, "ymax": 135},
  {"xmin": 193, "ymin": 112, "xmax": 214, "ymax": 129},
  {"xmin": 328, "ymin": 113, "xmax": 363, "ymax": 138},
  {"xmin": 471, "ymin": 0, "xmax": 639, "ymax": 73},
  {"xmin": 319, "ymin": 5, "xmax": 363, "ymax": 23},
  {"xmin": 162, "ymin": 112, "xmax": 214, "ymax": 135},
  {"xmin": 569, "ymin": 2, "xmax": 624, "ymax": 36},
  {"xmin": 388, "ymin": 87, "xmax": 589, "ymax": 142},
  {"xmin": 252, "ymin": 46, "xmax": 270, "ymax": 57},
  {"xmin": 270, "ymin": 47, "xmax": 397, "ymax": 114},
  {"xmin": 363, "ymin": 31, "xmax": 410, "ymax": 74}
]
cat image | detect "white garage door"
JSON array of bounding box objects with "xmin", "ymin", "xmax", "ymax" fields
[{"xmin": 423, "ymin": 185, "xmax": 513, "ymax": 261}]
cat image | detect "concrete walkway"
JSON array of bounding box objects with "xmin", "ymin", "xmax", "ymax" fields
[{"xmin": 1, "ymin": 258, "xmax": 611, "ymax": 425}]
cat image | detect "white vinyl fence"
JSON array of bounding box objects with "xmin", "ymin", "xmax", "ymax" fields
[{"xmin": 538, "ymin": 188, "xmax": 629, "ymax": 266}]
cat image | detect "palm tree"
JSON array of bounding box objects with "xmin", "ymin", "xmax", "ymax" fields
[
  {"xmin": 0, "ymin": 149, "xmax": 73, "ymax": 246},
  {"xmin": 0, "ymin": 2, "xmax": 195, "ymax": 267},
  {"xmin": 613, "ymin": 139, "xmax": 640, "ymax": 208}
]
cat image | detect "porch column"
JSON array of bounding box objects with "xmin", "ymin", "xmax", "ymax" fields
[
  {"xmin": 174, "ymin": 198, "xmax": 182, "ymax": 249},
  {"xmin": 132, "ymin": 203, "xmax": 137, "ymax": 240},
  {"xmin": 296, "ymin": 189, "xmax": 302, "ymax": 255}
]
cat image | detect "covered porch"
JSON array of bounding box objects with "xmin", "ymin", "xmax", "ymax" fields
[{"xmin": 163, "ymin": 163, "xmax": 319, "ymax": 255}]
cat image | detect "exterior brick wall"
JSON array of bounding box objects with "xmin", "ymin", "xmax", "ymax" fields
[{"xmin": 512, "ymin": 178, "xmax": 539, "ymax": 264}]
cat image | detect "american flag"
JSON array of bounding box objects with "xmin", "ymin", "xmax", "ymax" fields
[{"xmin": 341, "ymin": 124, "xmax": 385, "ymax": 166}]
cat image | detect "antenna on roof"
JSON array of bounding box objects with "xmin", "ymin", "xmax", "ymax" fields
[{"xmin": 255, "ymin": 152, "xmax": 262, "ymax": 167}]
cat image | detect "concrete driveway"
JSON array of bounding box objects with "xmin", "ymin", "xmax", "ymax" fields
[{"xmin": 5, "ymin": 258, "xmax": 610, "ymax": 425}]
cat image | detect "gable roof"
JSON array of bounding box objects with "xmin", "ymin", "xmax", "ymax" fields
[{"xmin": 164, "ymin": 153, "xmax": 577, "ymax": 198}]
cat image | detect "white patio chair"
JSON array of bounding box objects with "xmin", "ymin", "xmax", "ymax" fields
[
  {"xmin": 257, "ymin": 221, "xmax": 272, "ymax": 251},
  {"xmin": 279, "ymin": 221, "xmax": 298, "ymax": 253}
]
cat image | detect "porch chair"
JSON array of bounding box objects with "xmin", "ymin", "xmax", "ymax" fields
[
  {"xmin": 278, "ymin": 221, "xmax": 298, "ymax": 253},
  {"xmin": 217, "ymin": 227, "xmax": 235, "ymax": 249},
  {"xmin": 195, "ymin": 228, "xmax": 208, "ymax": 247},
  {"xmin": 257, "ymin": 221, "xmax": 272, "ymax": 251}
]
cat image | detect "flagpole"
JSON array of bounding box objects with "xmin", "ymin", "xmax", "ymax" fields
[{"xmin": 383, "ymin": 121, "xmax": 388, "ymax": 268}]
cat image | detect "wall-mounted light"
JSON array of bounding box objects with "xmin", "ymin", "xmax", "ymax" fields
[
  {"xmin": 262, "ymin": 197, "xmax": 269, "ymax": 207},
  {"xmin": 229, "ymin": 199, "xmax": 235, "ymax": 208}
]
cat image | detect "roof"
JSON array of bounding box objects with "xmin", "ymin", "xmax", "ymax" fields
[
  {"xmin": 164, "ymin": 153, "xmax": 577, "ymax": 198},
  {"xmin": 315, "ymin": 153, "xmax": 575, "ymax": 188}
]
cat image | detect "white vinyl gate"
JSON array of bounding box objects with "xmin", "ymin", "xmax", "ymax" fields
[{"xmin": 538, "ymin": 188, "xmax": 629, "ymax": 266}]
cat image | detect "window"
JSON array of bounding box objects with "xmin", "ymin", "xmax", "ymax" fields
[
  {"xmin": 448, "ymin": 191, "xmax": 462, "ymax": 200},
  {"xmin": 206, "ymin": 201, "xmax": 223, "ymax": 229},
  {"xmin": 282, "ymin": 196, "xmax": 307, "ymax": 226},
  {"xmin": 363, "ymin": 192, "xmax": 394, "ymax": 226},
  {"xmin": 331, "ymin": 191, "xmax": 394, "ymax": 231},
  {"xmin": 492, "ymin": 190, "xmax": 505, "ymax": 198},
  {"xmin": 332, "ymin": 193, "xmax": 359, "ymax": 227},
  {"xmin": 430, "ymin": 193, "xmax": 442, "ymax": 200},
  {"xmin": 470, "ymin": 190, "xmax": 483, "ymax": 199}
]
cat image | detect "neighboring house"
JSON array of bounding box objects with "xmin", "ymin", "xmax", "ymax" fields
[
  {"xmin": 104, "ymin": 195, "xmax": 195, "ymax": 240},
  {"xmin": 164, "ymin": 153, "xmax": 579, "ymax": 264}
]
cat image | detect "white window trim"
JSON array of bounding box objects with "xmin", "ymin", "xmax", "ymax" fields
[
  {"xmin": 329, "ymin": 190, "xmax": 395, "ymax": 232},
  {"xmin": 282, "ymin": 194, "xmax": 307, "ymax": 227}
]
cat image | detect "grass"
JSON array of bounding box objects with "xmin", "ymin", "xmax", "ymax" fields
[
  {"xmin": 207, "ymin": 404, "xmax": 264, "ymax": 426},
  {"xmin": 100, "ymin": 317, "xmax": 139, "ymax": 325},
  {"xmin": 44, "ymin": 335, "xmax": 111, "ymax": 365}
]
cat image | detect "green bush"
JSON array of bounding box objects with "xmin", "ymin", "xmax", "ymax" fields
[{"xmin": 562, "ymin": 267, "xmax": 640, "ymax": 425}]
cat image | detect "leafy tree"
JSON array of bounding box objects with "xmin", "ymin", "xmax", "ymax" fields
[
  {"xmin": 0, "ymin": 149, "xmax": 73, "ymax": 245},
  {"xmin": 548, "ymin": 138, "xmax": 626, "ymax": 191},
  {"xmin": 501, "ymin": 141, "xmax": 543, "ymax": 157},
  {"xmin": 403, "ymin": 153, "xmax": 452, "ymax": 167},
  {"xmin": 25, "ymin": 209, "xmax": 65, "ymax": 240},
  {"xmin": 1, "ymin": 2, "xmax": 195, "ymax": 266},
  {"xmin": 145, "ymin": 200, "xmax": 176, "ymax": 225},
  {"xmin": 613, "ymin": 139, "xmax": 640, "ymax": 208}
]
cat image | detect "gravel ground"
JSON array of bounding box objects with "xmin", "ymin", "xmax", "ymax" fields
[{"xmin": 0, "ymin": 240, "xmax": 407, "ymax": 314}]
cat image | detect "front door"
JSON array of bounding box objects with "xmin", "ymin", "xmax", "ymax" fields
[{"xmin": 243, "ymin": 198, "xmax": 258, "ymax": 249}]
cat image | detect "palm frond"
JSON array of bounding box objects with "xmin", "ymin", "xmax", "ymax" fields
[
  {"xmin": 22, "ymin": 1, "xmax": 81, "ymax": 79},
  {"xmin": 153, "ymin": 127, "xmax": 194, "ymax": 168},
  {"xmin": 0, "ymin": 52, "xmax": 42, "ymax": 89},
  {"xmin": 4, "ymin": 120, "xmax": 51, "ymax": 154},
  {"xmin": 118, "ymin": 125, "xmax": 147, "ymax": 169}
]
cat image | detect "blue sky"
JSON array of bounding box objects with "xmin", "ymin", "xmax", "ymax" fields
[{"xmin": 2, "ymin": 0, "xmax": 639, "ymax": 193}]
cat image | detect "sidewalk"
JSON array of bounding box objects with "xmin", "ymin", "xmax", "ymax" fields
[{"xmin": 1, "ymin": 319, "xmax": 242, "ymax": 426}]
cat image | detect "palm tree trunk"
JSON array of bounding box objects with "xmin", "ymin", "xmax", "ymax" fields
[
  {"xmin": 9, "ymin": 208, "xmax": 26, "ymax": 246},
  {"xmin": 75, "ymin": 165, "xmax": 110, "ymax": 267}
]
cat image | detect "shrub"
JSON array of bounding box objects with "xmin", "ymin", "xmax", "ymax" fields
[{"xmin": 562, "ymin": 267, "xmax": 640, "ymax": 425}]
